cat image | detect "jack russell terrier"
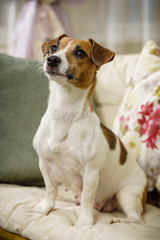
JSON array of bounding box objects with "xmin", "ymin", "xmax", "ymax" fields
[{"xmin": 33, "ymin": 34, "xmax": 147, "ymax": 226}]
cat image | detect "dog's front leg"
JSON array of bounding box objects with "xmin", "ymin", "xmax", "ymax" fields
[
  {"xmin": 32, "ymin": 158, "xmax": 58, "ymax": 215},
  {"xmin": 76, "ymin": 165, "xmax": 99, "ymax": 226}
]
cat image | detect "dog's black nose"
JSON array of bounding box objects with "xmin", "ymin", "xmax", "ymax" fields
[{"xmin": 47, "ymin": 56, "xmax": 61, "ymax": 68}]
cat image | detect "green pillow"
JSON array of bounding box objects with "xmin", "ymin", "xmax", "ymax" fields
[{"xmin": 0, "ymin": 54, "xmax": 48, "ymax": 186}]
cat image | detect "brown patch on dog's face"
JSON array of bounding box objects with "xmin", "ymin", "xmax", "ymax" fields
[
  {"xmin": 119, "ymin": 138, "xmax": 127, "ymax": 165},
  {"xmin": 100, "ymin": 124, "xmax": 117, "ymax": 150},
  {"xmin": 65, "ymin": 39, "xmax": 97, "ymax": 89}
]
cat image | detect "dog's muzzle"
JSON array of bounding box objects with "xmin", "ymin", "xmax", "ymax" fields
[
  {"xmin": 46, "ymin": 55, "xmax": 74, "ymax": 80},
  {"xmin": 47, "ymin": 56, "xmax": 61, "ymax": 68}
]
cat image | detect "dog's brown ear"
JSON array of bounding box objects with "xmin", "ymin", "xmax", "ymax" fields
[
  {"xmin": 42, "ymin": 40, "xmax": 53, "ymax": 57},
  {"xmin": 89, "ymin": 39, "xmax": 115, "ymax": 66},
  {"xmin": 57, "ymin": 34, "xmax": 68, "ymax": 41},
  {"xmin": 41, "ymin": 34, "xmax": 68, "ymax": 57}
]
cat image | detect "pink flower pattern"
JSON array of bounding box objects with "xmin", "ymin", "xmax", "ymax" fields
[{"xmin": 138, "ymin": 102, "xmax": 160, "ymax": 149}]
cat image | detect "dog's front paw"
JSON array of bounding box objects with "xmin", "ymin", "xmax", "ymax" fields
[
  {"xmin": 31, "ymin": 199, "xmax": 54, "ymax": 215},
  {"xmin": 76, "ymin": 213, "xmax": 94, "ymax": 227}
]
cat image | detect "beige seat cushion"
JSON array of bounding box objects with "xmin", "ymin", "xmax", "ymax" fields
[{"xmin": 0, "ymin": 184, "xmax": 160, "ymax": 240}]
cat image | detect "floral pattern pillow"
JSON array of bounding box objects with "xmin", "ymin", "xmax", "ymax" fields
[{"xmin": 113, "ymin": 40, "xmax": 160, "ymax": 193}]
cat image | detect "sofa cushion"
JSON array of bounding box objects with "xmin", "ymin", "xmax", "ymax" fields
[
  {"xmin": 0, "ymin": 184, "xmax": 160, "ymax": 240},
  {"xmin": 0, "ymin": 54, "xmax": 48, "ymax": 186},
  {"xmin": 112, "ymin": 40, "xmax": 160, "ymax": 192},
  {"xmin": 94, "ymin": 54, "xmax": 139, "ymax": 129}
]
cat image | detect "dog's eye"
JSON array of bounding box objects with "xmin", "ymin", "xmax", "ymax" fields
[
  {"xmin": 75, "ymin": 49, "xmax": 87, "ymax": 58},
  {"xmin": 51, "ymin": 45, "xmax": 58, "ymax": 53}
]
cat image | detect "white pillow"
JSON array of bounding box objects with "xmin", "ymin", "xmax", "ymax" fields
[{"xmin": 94, "ymin": 54, "xmax": 139, "ymax": 128}]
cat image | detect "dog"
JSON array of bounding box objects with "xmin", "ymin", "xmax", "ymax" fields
[{"xmin": 33, "ymin": 34, "xmax": 147, "ymax": 226}]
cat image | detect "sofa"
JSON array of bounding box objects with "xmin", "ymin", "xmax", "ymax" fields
[{"xmin": 0, "ymin": 40, "xmax": 160, "ymax": 240}]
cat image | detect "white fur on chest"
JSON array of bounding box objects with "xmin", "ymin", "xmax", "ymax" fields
[
  {"xmin": 33, "ymin": 81, "xmax": 103, "ymax": 191},
  {"xmin": 47, "ymin": 81, "xmax": 98, "ymax": 152}
]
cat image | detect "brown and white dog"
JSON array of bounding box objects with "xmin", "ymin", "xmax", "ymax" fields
[{"xmin": 33, "ymin": 34, "xmax": 147, "ymax": 226}]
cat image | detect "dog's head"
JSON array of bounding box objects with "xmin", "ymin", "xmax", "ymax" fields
[{"xmin": 42, "ymin": 34, "xmax": 115, "ymax": 89}]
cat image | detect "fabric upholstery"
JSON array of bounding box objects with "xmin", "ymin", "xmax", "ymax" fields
[
  {"xmin": 0, "ymin": 184, "xmax": 160, "ymax": 240},
  {"xmin": 0, "ymin": 54, "xmax": 48, "ymax": 186}
]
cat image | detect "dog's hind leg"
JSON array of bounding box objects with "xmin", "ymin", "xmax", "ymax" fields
[
  {"xmin": 110, "ymin": 185, "xmax": 145, "ymax": 224},
  {"xmin": 32, "ymin": 158, "xmax": 58, "ymax": 215}
]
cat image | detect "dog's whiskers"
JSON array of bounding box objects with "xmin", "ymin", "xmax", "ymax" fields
[
  {"xmin": 35, "ymin": 63, "xmax": 45, "ymax": 79},
  {"xmin": 35, "ymin": 63, "xmax": 43, "ymax": 73}
]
